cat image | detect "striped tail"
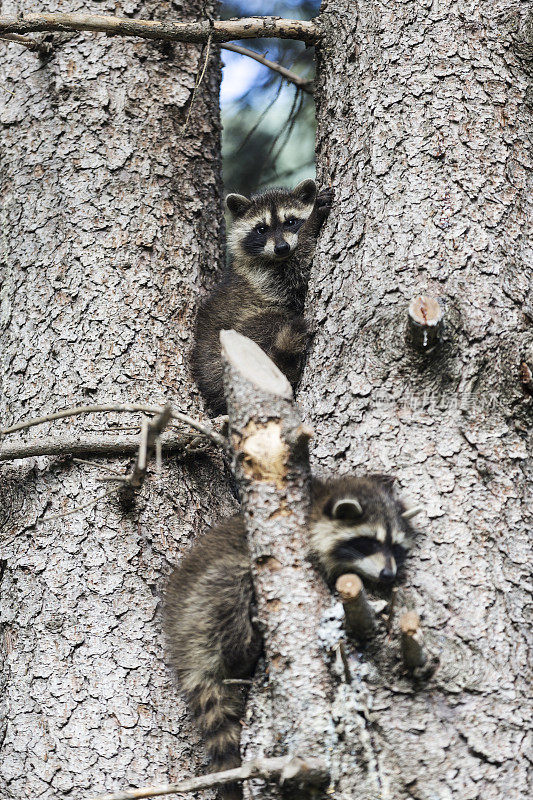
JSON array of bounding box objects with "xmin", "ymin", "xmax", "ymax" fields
[{"xmin": 188, "ymin": 678, "xmax": 245, "ymax": 800}]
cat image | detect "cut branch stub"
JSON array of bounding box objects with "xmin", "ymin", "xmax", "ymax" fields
[
  {"xmin": 407, "ymin": 295, "xmax": 444, "ymax": 351},
  {"xmin": 336, "ymin": 573, "xmax": 376, "ymax": 640},
  {"xmin": 220, "ymin": 328, "xmax": 293, "ymax": 400},
  {"xmin": 399, "ymin": 610, "xmax": 427, "ymax": 672},
  {"xmin": 220, "ymin": 329, "xmax": 332, "ymax": 788}
]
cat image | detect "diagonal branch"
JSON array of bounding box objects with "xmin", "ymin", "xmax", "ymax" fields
[
  {"xmin": 0, "ymin": 13, "xmax": 319, "ymax": 44},
  {"xmin": 88, "ymin": 755, "xmax": 328, "ymax": 800},
  {"xmin": 221, "ymin": 43, "xmax": 314, "ymax": 94}
]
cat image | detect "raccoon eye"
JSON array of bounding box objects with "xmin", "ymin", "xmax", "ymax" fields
[
  {"xmin": 391, "ymin": 544, "xmax": 407, "ymax": 564},
  {"xmin": 284, "ymin": 217, "xmax": 297, "ymax": 227},
  {"xmin": 255, "ymin": 224, "xmax": 268, "ymax": 235},
  {"xmin": 350, "ymin": 537, "xmax": 383, "ymax": 556}
]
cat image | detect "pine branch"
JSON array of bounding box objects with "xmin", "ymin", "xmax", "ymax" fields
[{"xmin": 221, "ymin": 44, "xmax": 314, "ymax": 94}]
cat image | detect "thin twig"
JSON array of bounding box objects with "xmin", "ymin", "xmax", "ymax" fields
[
  {"xmin": 0, "ymin": 14, "xmax": 319, "ymax": 44},
  {"xmin": 221, "ymin": 43, "xmax": 313, "ymax": 94},
  {"xmin": 72, "ymin": 458, "xmax": 124, "ymax": 476},
  {"xmin": 182, "ymin": 32, "xmax": 212, "ymax": 133},
  {"xmin": 170, "ymin": 411, "xmax": 226, "ymax": 447},
  {"xmin": 40, "ymin": 487, "xmax": 117, "ymax": 523},
  {"xmin": 0, "ymin": 403, "xmax": 163, "ymax": 436},
  {"xmin": 0, "ymin": 402, "xmax": 226, "ymax": 448},
  {"xmin": 235, "ymin": 79, "xmax": 283, "ymax": 157},
  {"xmin": 87, "ymin": 755, "xmax": 328, "ymax": 800},
  {"xmin": 261, "ymin": 83, "xmax": 304, "ymax": 175}
]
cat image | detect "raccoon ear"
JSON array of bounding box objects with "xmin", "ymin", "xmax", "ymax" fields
[
  {"xmin": 332, "ymin": 498, "xmax": 363, "ymax": 521},
  {"xmin": 293, "ymin": 179, "xmax": 317, "ymax": 205},
  {"xmin": 226, "ymin": 193, "xmax": 251, "ymax": 217}
]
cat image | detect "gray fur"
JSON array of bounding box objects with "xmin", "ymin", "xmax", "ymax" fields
[
  {"xmin": 191, "ymin": 181, "xmax": 333, "ymax": 414},
  {"xmin": 164, "ymin": 475, "xmax": 416, "ymax": 798}
]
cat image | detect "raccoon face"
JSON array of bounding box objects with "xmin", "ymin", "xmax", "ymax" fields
[
  {"xmin": 309, "ymin": 476, "xmax": 422, "ymax": 585},
  {"xmin": 226, "ymin": 180, "xmax": 317, "ymax": 263}
]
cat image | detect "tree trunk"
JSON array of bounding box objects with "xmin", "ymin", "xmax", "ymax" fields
[
  {"xmin": 0, "ymin": 1, "xmax": 231, "ymax": 797},
  {"xmin": 300, "ymin": 1, "xmax": 532, "ymax": 798}
]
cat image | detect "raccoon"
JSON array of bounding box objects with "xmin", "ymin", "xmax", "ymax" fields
[
  {"xmin": 191, "ymin": 179, "xmax": 333, "ymax": 414},
  {"xmin": 164, "ymin": 475, "xmax": 421, "ymax": 799}
]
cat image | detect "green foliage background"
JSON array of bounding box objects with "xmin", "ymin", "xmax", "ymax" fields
[{"xmin": 220, "ymin": 1, "xmax": 320, "ymax": 194}]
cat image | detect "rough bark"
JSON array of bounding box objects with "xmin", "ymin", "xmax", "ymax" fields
[
  {"xmin": 301, "ymin": 1, "xmax": 532, "ymax": 798},
  {"xmin": 221, "ymin": 331, "xmax": 333, "ymax": 798},
  {"xmin": 0, "ymin": 1, "xmax": 232, "ymax": 797}
]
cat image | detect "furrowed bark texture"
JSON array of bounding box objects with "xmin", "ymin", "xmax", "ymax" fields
[
  {"xmin": 0, "ymin": 1, "xmax": 233, "ymax": 796},
  {"xmin": 300, "ymin": 2, "xmax": 532, "ymax": 798},
  {"xmin": 221, "ymin": 332, "xmax": 334, "ymax": 798}
]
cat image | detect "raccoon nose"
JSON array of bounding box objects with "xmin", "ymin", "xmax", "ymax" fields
[
  {"xmin": 379, "ymin": 567, "xmax": 396, "ymax": 583},
  {"xmin": 274, "ymin": 242, "xmax": 290, "ymax": 256}
]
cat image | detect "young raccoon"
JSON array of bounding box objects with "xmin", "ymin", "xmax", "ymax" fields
[
  {"xmin": 191, "ymin": 179, "xmax": 333, "ymax": 414},
  {"xmin": 164, "ymin": 475, "xmax": 421, "ymax": 799}
]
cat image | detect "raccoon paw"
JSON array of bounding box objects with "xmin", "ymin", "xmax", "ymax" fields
[{"xmin": 315, "ymin": 187, "xmax": 334, "ymax": 218}]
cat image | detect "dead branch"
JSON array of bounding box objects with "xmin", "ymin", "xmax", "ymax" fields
[
  {"xmin": 0, "ymin": 431, "xmax": 202, "ymax": 462},
  {"xmin": 0, "ymin": 402, "xmax": 226, "ymax": 449},
  {"xmin": 336, "ymin": 574, "xmax": 376, "ymax": 640},
  {"xmin": 0, "ymin": 13, "xmax": 319, "ymax": 45},
  {"xmin": 221, "ymin": 43, "xmax": 314, "ymax": 93},
  {"xmin": 87, "ymin": 755, "xmax": 328, "ymax": 800},
  {"xmin": 221, "ymin": 329, "xmax": 333, "ymax": 785},
  {"xmin": 118, "ymin": 404, "xmax": 173, "ymax": 489},
  {"xmin": 1, "ymin": 403, "xmax": 164, "ymax": 436}
]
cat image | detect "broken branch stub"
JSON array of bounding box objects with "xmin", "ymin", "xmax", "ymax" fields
[
  {"xmin": 400, "ymin": 610, "xmax": 427, "ymax": 672},
  {"xmin": 220, "ymin": 329, "xmax": 332, "ymax": 791},
  {"xmin": 336, "ymin": 574, "xmax": 376, "ymax": 640}
]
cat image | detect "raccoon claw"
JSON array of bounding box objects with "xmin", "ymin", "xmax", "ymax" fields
[{"xmin": 315, "ymin": 187, "xmax": 333, "ymax": 218}]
